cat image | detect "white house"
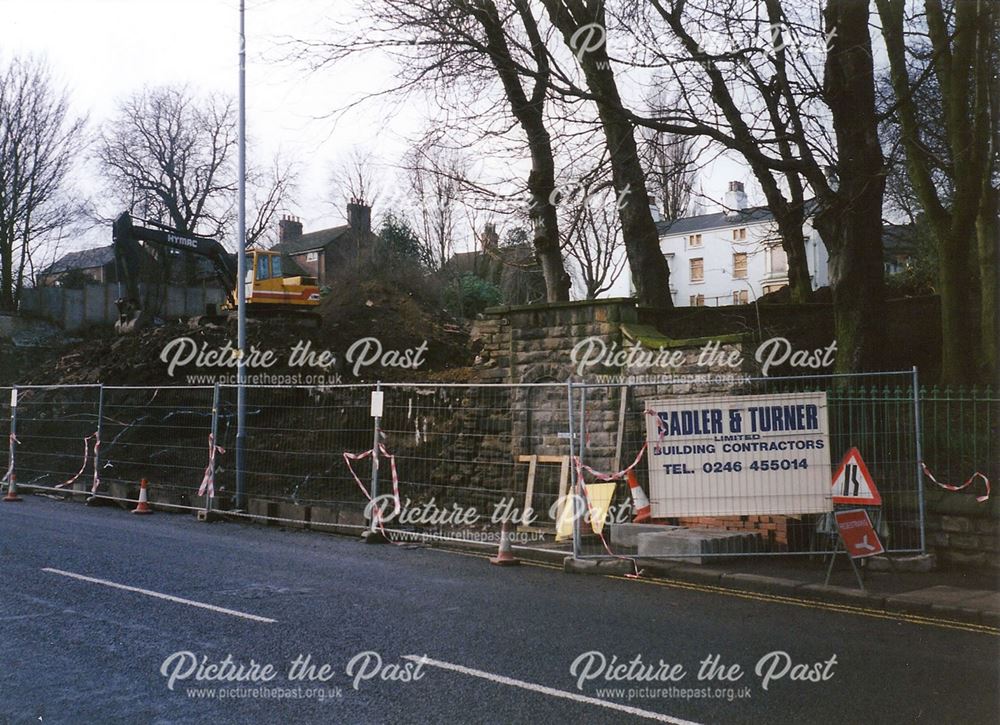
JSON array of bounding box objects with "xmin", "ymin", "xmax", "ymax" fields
[
  {"xmin": 650, "ymin": 181, "xmax": 829, "ymax": 307},
  {"xmin": 603, "ymin": 181, "xmax": 916, "ymax": 304}
]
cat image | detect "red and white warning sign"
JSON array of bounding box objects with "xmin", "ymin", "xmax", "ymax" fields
[
  {"xmin": 834, "ymin": 508, "xmax": 885, "ymax": 559},
  {"xmin": 831, "ymin": 448, "xmax": 882, "ymax": 506}
]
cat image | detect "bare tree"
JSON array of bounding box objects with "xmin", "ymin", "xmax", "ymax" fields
[
  {"xmin": 97, "ymin": 85, "xmax": 295, "ymax": 253},
  {"xmin": 877, "ymin": 0, "xmax": 997, "ymax": 384},
  {"xmin": 98, "ymin": 86, "xmax": 235, "ymax": 239},
  {"xmin": 329, "ymin": 146, "xmax": 382, "ymax": 217},
  {"xmin": 403, "ymin": 142, "xmax": 467, "ymax": 270},
  {"xmin": 540, "ymin": 0, "xmax": 675, "ymax": 309},
  {"xmin": 289, "ymin": 0, "xmax": 575, "ymax": 302},
  {"xmin": 561, "ymin": 184, "xmax": 627, "ymax": 298},
  {"xmin": 640, "ymin": 124, "xmax": 698, "ymax": 223},
  {"xmin": 246, "ymin": 154, "xmax": 297, "ymax": 248},
  {"xmin": 0, "ymin": 55, "xmax": 86, "ymax": 311}
]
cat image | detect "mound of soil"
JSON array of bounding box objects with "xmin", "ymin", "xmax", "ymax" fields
[{"xmin": 13, "ymin": 277, "xmax": 476, "ymax": 386}]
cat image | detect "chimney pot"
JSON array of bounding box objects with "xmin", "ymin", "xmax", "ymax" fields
[
  {"xmin": 347, "ymin": 201, "xmax": 372, "ymax": 234},
  {"xmin": 278, "ymin": 215, "xmax": 303, "ymax": 245},
  {"xmin": 724, "ymin": 181, "xmax": 748, "ymax": 218}
]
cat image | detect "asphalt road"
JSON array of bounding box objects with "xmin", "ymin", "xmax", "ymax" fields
[{"xmin": 1, "ymin": 497, "xmax": 998, "ymax": 725}]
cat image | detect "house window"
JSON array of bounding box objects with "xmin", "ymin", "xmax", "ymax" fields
[
  {"xmin": 690, "ymin": 257, "xmax": 704, "ymax": 282},
  {"xmin": 688, "ymin": 233, "xmax": 702, "ymax": 248},
  {"xmin": 767, "ymin": 246, "xmax": 787, "ymax": 275},
  {"xmin": 305, "ymin": 251, "xmax": 319, "ymax": 263},
  {"xmin": 733, "ymin": 253, "xmax": 748, "ymax": 279},
  {"xmin": 733, "ymin": 228, "xmax": 747, "ymax": 241},
  {"xmin": 733, "ymin": 289, "xmax": 749, "ymax": 305},
  {"xmin": 763, "ymin": 283, "xmax": 785, "ymax": 295},
  {"xmin": 689, "ymin": 294, "xmax": 705, "ymax": 307}
]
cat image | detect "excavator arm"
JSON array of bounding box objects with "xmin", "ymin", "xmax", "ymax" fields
[{"xmin": 113, "ymin": 212, "xmax": 238, "ymax": 332}]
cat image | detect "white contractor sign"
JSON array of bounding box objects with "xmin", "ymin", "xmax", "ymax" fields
[{"xmin": 644, "ymin": 392, "xmax": 832, "ymax": 517}]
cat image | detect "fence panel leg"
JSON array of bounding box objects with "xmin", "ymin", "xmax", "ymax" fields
[{"xmin": 364, "ymin": 382, "xmax": 386, "ymax": 544}]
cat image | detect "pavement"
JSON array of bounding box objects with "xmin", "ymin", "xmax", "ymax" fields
[
  {"xmin": 556, "ymin": 547, "xmax": 1000, "ymax": 628},
  {"xmin": 2, "ymin": 495, "xmax": 999, "ymax": 724}
]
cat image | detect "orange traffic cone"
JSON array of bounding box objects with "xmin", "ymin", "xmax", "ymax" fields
[
  {"xmin": 3, "ymin": 474, "xmax": 22, "ymax": 502},
  {"xmin": 490, "ymin": 521, "xmax": 520, "ymax": 566},
  {"xmin": 626, "ymin": 469, "xmax": 651, "ymax": 523},
  {"xmin": 132, "ymin": 478, "xmax": 153, "ymax": 515}
]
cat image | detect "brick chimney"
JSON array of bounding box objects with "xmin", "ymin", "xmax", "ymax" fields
[
  {"xmin": 724, "ymin": 181, "xmax": 748, "ymax": 218},
  {"xmin": 482, "ymin": 222, "xmax": 500, "ymax": 251},
  {"xmin": 347, "ymin": 198, "xmax": 372, "ymax": 234},
  {"xmin": 278, "ymin": 215, "xmax": 303, "ymax": 245}
]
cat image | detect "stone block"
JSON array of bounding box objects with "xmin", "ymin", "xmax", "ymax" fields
[
  {"xmin": 636, "ymin": 528, "xmax": 756, "ymax": 564},
  {"xmin": 866, "ymin": 553, "xmax": 936, "ymax": 572},
  {"xmin": 309, "ymin": 504, "xmax": 339, "ymax": 530},
  {"xmin": 609, "ymin": 523, "xmax": 681, "ymax": 548},
  {"xmin": 974, "ymin": 518, "xmax": 998, "ymax": 535},
  {"xmin": 248, "ymin": 498, "xmax": 277, "ymax": 524},
  {"xmin": 274, "ymin": 502, "xmax": 310, "ymax": 529},
  {"xmin": 979, "ymin": 534, "xmax": 1000, "ymax": 551},
  {"xmin": 940, "ymin": 549, "xmax": 987, "ymax": 567},
  {"xmin": 949, "ymin": 533, "xmax": 980, "ymax": 549},
  {"xmin": 940, "ymin": 515, "xmax": 973, "ymax": 533},
  {"xmin": 337, "ymin": 506, "xmax": 366, "ymax": 528}
]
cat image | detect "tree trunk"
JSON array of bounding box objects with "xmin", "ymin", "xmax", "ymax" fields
[
  {"xmin": 0, "ymin": 244, "xmax": 14, "ymax": 311},
  {"xmin": 541, "ymin": 0, "xmax": 673, "ymax": 309},
  {"xmin": 876, "ymin": 0, "xmax": 994, "ymax": 383},
  {"xmin": 756, "ymin": 174, "xmax": 812, "ymax": 303},
  {"xmin": 782, "ymin": 221, "xmax": 812, "ymax": 304},
  {"xmin": 976, "ymin": 181, "xmax": 997, "ymax": 384},
  {"xmin": 475, "ymin": 0, "xmax": 571, "ymax": 303},
  {"xmin": 527, "ymin": 149, "xmax": 572, "ymax": 302},
  {"xmin": 821, "ymin": 0, "xmax": 886, "ymax": 373}
]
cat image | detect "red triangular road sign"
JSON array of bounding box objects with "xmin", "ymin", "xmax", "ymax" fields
[{"xmin": 831, "ymin": 448, "xmax": 882, "ymax": 505}]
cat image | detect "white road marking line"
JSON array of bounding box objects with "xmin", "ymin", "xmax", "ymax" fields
[
  {"xmin": 402, "ymin": 655, "xmax": 703, "ymax": 724},
  {"xmin": 41, "ymin": 568, "xmax": 276, "ymax": 623}
]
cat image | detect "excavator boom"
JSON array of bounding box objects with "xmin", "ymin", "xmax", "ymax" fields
[{"xmin": 112, "ymin": 212, "xmax": 320, "ymax": 333}]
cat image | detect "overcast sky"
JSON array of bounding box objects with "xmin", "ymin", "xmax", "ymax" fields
[
  {"xmin": 1, "ymin": 0, "xmax": 747, "ymax": 262},
  {"xmin": 0, "ymin": 0, "xmax": 429, "ymax": 247}
]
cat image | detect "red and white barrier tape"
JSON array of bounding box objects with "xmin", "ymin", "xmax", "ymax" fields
[
  {"xmin": 572, "ymin": 443, "xmax": 649, "ymax": 578},
  {"xmin": 645, "ymin": 409, "xmax": 666, "ymax": 442},
  {"xmin": 56, "ymin": 432, "xmax": 100, "ymax": 491},
  {"xmin": 921, "ymin": 462, "xmax": 991, "ymax": 503},
  {"xmin": 2, "ymin": 432, "xmax": 19, "ymax": 483},
  {"xmin": 91, "ymin": 434, "xmax": 101, "ymax": 494},
  {"xmin": 343, "ymin": 442, "xmax": 401, "ymax": 537},
  {"xmin": 576, "ymin": 442, "xmax": 648, "ymax": 484},
  {"xmin": 198, "ymin": 433, "xmax": 225, "ymax": 498}
]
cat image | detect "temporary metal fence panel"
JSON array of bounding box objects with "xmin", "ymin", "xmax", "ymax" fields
[
  {"xmin": 374, "ymin": 382, "xmax": 571, "ymax": 549},
  {"xmin": 5, "ymin": 385, "xmax": 102, "ymax": 494},
  {"xmin": 569, "ymin": 370, "xmax": 923, "ymax": 560},
  {"xmin": 220, "ymin": 383, "xmax": 374, "ymax": 528},
  {"xmin": 98, "ymin": 385, "xmax": 216, "ymax": 506},
  {"xmin": 2, "ymin": 373, "xmax": 945, "ymax": 563}
]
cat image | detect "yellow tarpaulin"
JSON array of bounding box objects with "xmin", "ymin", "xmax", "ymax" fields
[
  {"xmin": 555, "ymin": 490, "xmax": 576, "ymax": 542},
  {"xmin": 585, "ymin": 483, "xmax": 616, "ymax": 537},
  {"xmin": 555, "ymin": 482, "xmax": 617, "ymax": 541}
]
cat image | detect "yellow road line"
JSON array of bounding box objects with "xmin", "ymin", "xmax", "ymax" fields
[{"xmin": 431, "ymin": 546, "xmax": 999, "ymax": 636}]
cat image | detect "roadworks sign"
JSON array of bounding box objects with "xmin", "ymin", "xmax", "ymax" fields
[
  {"xmin": 833, "ymin": 508, "xmax": 885, "ymax": 559},
  {"xmin": 831, "ymin": 448, "xmax": 882, "ymax": 506}
]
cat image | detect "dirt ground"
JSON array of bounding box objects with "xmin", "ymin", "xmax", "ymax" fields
[{"xmin": 4, "ymin": 277, "xmax": 477, "ymax": 386}]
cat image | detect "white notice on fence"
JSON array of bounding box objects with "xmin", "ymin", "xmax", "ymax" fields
[{"xmin": 644, "ymin": 392, "xmax": 832, "ymax": 518}]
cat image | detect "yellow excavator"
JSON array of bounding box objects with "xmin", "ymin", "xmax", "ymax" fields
[{"xmin": 112, "ymin": 212, "xmax": 320, "ymax": 333}]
